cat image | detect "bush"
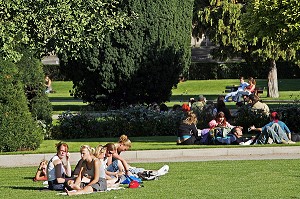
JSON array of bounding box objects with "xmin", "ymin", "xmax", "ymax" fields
[
  {"xmin": 53, "ymin": 105, "xmax": 184, "ymax": 139},
  {"xmin": 233, "ymin": 105, "xmax": 270, "ymax": 131},
  {"xmin": 0, "ymin": 60, "xmax": 43, "ymax": 152},
  {"xmin": 272, "ymin": 103, "xmax": 300, "ymax": 133},
  {"xmin": 16, "ymin": 50, "xmax": 53, "ymax": 138}
]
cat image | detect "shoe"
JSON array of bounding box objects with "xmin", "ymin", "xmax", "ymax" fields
[
  {"xmin": 157, "ymin": 165, "xmax": 169, "ymax": 176},
  {"xmin": 267, "ymin": 137, "xmax": 273, "ymax": 144},
  {"xmin": 288, "ymin": 140, "xmax": 296, "ymax": 144},
  {"xmin": 281, "ymin": 139, "xmax": 288, "ymax": 144}
]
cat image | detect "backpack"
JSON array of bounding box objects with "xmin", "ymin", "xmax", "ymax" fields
[{"xmin": 215, "ymin": 134, "xmax": 237, "ymax": 145}]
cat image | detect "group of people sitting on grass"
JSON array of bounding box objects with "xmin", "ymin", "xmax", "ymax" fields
[
  {"xmin": 177, "ymin": 110, "xmax": 296, "ymax": 145},
  {"xmin": 33, "ymin": 135, "xmax": 169, "ymax": 195}
]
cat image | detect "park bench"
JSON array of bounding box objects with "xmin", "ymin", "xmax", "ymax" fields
[
  {"xmin": 224, "ymin": 85, "xmax": 264, "ymax": 96},
  {"xmin": 224, "ymin": 85, "xmax": 239, "ymax": 93}
]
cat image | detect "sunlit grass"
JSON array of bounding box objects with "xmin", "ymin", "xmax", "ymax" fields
[{"xmin": 1, "ymin": 160, "xmax": 300, "ymax": 199}]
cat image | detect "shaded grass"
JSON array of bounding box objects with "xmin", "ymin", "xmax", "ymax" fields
[{"xmin": 1, "ymin": 160, "xmax": 300, "ymax": 199}]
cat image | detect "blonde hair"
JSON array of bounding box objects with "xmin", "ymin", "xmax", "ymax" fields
[
  {"xmin": 80, "ymin": 145, "xmax": 95, "ymax": 155},
  {"xmin": 183, "ymin": 111, "xmax": 197, "ymax": 125},
  {"xmin": 118, "ymin": 135, "xmax": 132, "ymax": 148}
]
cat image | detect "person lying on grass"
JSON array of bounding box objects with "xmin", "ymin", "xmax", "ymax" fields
[{"xmin": 33, "ymin": 159, "xmax": 48, "ymax": 182}]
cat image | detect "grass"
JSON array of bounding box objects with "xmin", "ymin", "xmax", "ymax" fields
[
  {"xmin": 2, "ymin": 136, "xmax": 300, "ymax": 155},
  {"xmin": 1, "ymin": 160, "xmax": 300, "ymax": 199},
  {"xmin": 48, "ymin": 79, "xmax": 300, "ymax": 114}
]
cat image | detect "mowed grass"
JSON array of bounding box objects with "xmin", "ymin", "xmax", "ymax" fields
[
  {"xmin": 1, "ymin": 160, "xmax": 300, "ymax": 199},
  {"xmin": 48, "ymin": 79, "xmax": 300, "ymax": 113}
]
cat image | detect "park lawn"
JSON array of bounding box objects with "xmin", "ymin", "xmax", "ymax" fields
[
  {"xmin": 48, "ymin": 79, "xmax": 300, "ymax": 113},
  {"xmin": 0, "ymin": 160, "xmax": 299, "ymax": 199},
  {"xmin": 2, "ymin": 136, "xmax": 300, "ymax": 155}
]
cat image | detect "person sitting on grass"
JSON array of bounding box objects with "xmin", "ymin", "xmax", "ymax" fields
[
  {"xmin": 33, "ymin": 159, "xmax": 48, "ymax": 182},
  {"xmin": 250, "ymin": 112, "xmax": 296, "ymax": 144},
  {"xmin": 177, "ymin": 111, "xmax": 200, "ymax": 145},
  {"xmin": 249, "ymin": 95, "xmax": 270, "ymax": 116},
  {"xmin": 65, "ymin": 145, "xmax": 107, "ymax": 196},
  {"xmin": 47, "ymin": 142, "xmax": 72, "ymax": 190},
  {"xmin": 106, "ymin": 135, "xmax": 131, "ymax": 176}
]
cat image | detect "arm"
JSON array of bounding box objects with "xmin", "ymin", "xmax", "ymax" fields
[
  {"xmin": 112, "ymin": 153, "xmax": 130, "ymax": 175},
  {"xmin": 53, "ymin": 159, "xmax": 66, "ymax": 183},
  {"xmin": 250, "ymin": 125, "xmax": 262, "ymax": 132},
  {"xmin": 63, "ymin": 153, "xmax": 72, "ymax": 177}
]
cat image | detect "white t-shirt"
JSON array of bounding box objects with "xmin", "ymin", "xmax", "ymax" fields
[{"xmin": 47, "ymin": 155, "xmax": 65, "ymax": 181}]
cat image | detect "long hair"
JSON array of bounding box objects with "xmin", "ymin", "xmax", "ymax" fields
[
  {"xmin": 183, "ymin": 111, "xmax": 197, "ymax": 125},
  {"xmin": 215, "ymin": 111, "xmax": 227, "ymax": 127}
]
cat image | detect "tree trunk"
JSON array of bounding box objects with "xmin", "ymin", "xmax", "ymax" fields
[{"xmin": 267, "ymin": 59, "xmax": 279, "ymax": 98}]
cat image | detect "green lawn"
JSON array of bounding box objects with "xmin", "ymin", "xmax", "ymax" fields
[
  {"xmin": 48, "ymin": 79, "xmax": 300, "ymax": 113},
  {"xmin": 1, "ymin": 160, "xmax": 300, "ymax": 199},
  {"xmin": 2, "ymin": 136, "xmax": 300, "ymax": 155}
]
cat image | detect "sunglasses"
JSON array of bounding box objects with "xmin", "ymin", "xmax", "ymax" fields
[{"xmin": 108, "ymin": 151, "xmax": 114, "ymax": 155}]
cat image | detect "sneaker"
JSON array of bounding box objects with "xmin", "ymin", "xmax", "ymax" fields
[
  {"xmin": 157, "ymin": 165, "xmax": 169, "ymax": 176},
  {"xmin": 288, "ymin": 140, "xmax": 296, "ymax": 144},
  {"xmin": 281, "ymin": 139, "xmax": 288, "ymax": 144}
]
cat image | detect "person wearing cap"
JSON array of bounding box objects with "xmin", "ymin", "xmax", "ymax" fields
[{"xmin": 250, "ymin": 112, "xmax": 296, "ymax": 144}]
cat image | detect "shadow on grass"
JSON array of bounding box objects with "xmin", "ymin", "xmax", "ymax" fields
[{"xmin": 9, "ymin": 186, "xmax": 49, "ymax": 191}]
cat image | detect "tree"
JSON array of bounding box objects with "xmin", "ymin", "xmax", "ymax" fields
[
  {"xmin": 0, "ymin": 0, "xmax": 129, "ymax": 61},
  {"xmin": 60, "ymin": 0, "xmax": 193, "ymax": 108},
  {"xmin": 241, "ymin": 0, "xmax": 300, "ymax": 97},
  {"xmin": 193, "ymin": 0, "xmax": 300, "ymax": 98},
  {"xmin": 0, "ymin": 60, "xmax": 43, "ymax": 152}
]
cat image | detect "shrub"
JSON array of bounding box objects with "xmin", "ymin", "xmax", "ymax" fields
[
  {"xmin": 16, "ymin": 50, "xmax": 53, "ymax": 138},
  {"xmin": 233, "ymin": 105, "xmax": 270, "ymax": 131},
  {"xmin": 0, "ymin": 60, "xmax": 43, "ymax": 152},
  {"xmin": 272, "ymin": 102, "xmax": 300, "ymax": 133},
  {"xmin": 53, "ymin": 105, "xmax": 184, "ymax": 139}
]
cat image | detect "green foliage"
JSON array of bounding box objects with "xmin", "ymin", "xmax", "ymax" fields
[
  {"xmin": 16, "ymin": 50, "xmax": 53, "ymax": 127},
  {"xmin": 0, "ymin": 0, "xmax": 129, "ymax": 61},
  {"xmin": 189, "ymin": 61, "xmax": 300, "ymax": 80},
  {"xmin": 233, "ymin": 105, "xmax": 270, "ymax": 130},
  {"xmin": 54, "ymin": 106, "xmax": 184, "ymax": 139},
  {"xmin": 242, "ymin": 0, "xmax": 300, "ymax": 61},
  {"xmin": 0, "ymin": 60, "xmax": 43, "ymax": 152},
  {"xmin": 60, "ymin": 0, "xmax": 193, "ymax": 108},
  {"xmin": 273, "ymin": 103, "xmax": 300, "ymax": 133}
]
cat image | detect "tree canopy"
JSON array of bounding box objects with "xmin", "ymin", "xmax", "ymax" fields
[
  {"xmin": 0, "ymin": 0, "xmax": 129, "ymax": 61},
  {"xmin": 193, "ymin": 0, "xmax": 300, "ymax": 97}
]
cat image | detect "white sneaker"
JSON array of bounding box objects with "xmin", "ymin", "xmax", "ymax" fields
[
  {"xmin": 288, "ymin": 140, "xmax": 296, "ymax": 144},
  {"xmin": 157, "ymin": 165, "xmax": 169, "ymax": 176}
]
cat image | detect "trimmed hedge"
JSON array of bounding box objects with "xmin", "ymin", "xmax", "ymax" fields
[
  {"xmin": 0, "ymin": 60, "xmax": 43, "ymax": 152},
  {"xmin": 54, "ymin": 102, "xmax": 300, "ymax": 139},
  {"xmin": 188, "ymin": 61, "xmax": 300, "ymax": 80}
]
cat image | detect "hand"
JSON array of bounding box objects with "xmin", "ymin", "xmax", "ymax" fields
[
  {"xmin": 66, "ymin": 152, "xmax": 70, "ymax": 161},
  {"xmin": 250, "ymin": 125, "xmax": 255, "ymax": 130}
]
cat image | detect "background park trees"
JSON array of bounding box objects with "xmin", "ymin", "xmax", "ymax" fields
[
  {"xmin": 193, "ymin": 0, "xmax": 300, "ymax": 98},
  {"xmin": 60, "ymin": 0, "xmax": 193, "ymax": 108}
]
